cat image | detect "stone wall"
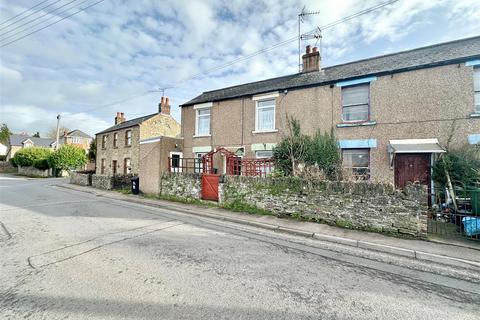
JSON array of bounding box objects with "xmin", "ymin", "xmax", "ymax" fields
[
  {"xmin": 92, "ymin": 174, "xmax": 113, "ymax": 190},
  {"xmin": 221, "ymin": 176, "xmax": 428, "ymax": 237},
  {"xmin": 17, "ymin": 166, "xmax": 49, "ymax": 177},
  {"xmin": 160, "ymin": 172, "xmax": 201, "ymax": 199},
  {"xmin": 91, "ymin": 174, "xmax": 134, "ymax": 190},
  {"xmin": 69, "ymin": 172, "xmax": 92, "ymax": 186}
]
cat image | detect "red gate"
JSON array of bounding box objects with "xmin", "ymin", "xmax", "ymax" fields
[{"xmin": 201, "ymin": 174, "xmax": 219, "ymax": 201}]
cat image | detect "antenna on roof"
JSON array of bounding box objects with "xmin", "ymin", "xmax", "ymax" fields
[{"xmin": 298, "ymin": 8, "xmax": 320, "ymax": 72}]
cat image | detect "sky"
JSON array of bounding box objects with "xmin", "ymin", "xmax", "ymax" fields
[{"xmin": 0, "ymin": 0, "xmax": 479, "ymax": 137}]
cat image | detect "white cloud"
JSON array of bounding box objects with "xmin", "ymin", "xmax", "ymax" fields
[{"xmin": 0, "ymin": 0, "xmax": 478, "ymax": 137}]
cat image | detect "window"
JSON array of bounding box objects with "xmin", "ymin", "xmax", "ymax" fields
[
  {"xmin": 196, "ymin": 108, "xmax": 211, "ymax": 136},
  {"xmin": 113, "ymin": 133, "xmax": 118, "ymax": 148},
  {"xmin": 124, "ymin": 158, "xmax": 131, "ymax": 174},
  {"xmin": 101, "ymin": 159, "xmax": 106, "ymax": 174},
  {"xmin": 71, "ymin": 137, "xmax": 81, "ymax": 144},
  {"xmin": 195, "ymin": 152, "xmax": 207, "ymax": 173},
  {"xmin": 255, "ymin": 99, "xmax": 275, "ymax": 131},
  {"xmin": 342, "ymin": 84, "xmax": 370, "ymax": 122},
  {"xmin": 112, "ymin": 160, "xmax": 117, "ymax": 175},
  {"xmin": 255, "ymin": 150, "xmax": 273, "ymax": 159},
  {"xmin": 125, "ymin": 130, "xmax": 132, "ymax": 146},
  {"xmin": 102, "ymin": 135, "xmax": 107, "ymax": 149},
  {"xmin": 169, "ymin": 152, "xmax": 183, "ymax": 172},
  {"xmin": 474, "ymin": 67, "xmax": 480, "ymax": 113},
  {"xmin": 342, "ymin": 149, "xmax": 370, "ymax": 180}
]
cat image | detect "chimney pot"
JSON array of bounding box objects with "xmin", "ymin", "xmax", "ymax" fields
[
  {"xmin": 160, "ymin": 96, "xmax": 171, "ymax": 115},
  {"xmin": 301, "ymin": 45, "xmax": 321, "ymax": 73}
]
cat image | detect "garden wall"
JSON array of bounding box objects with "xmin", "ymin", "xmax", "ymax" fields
[
  {"xmin": 70, "ymin": 172, "xmax": 92, "ymax": 186},
  {"xmin": 159, "ymin": 173, "xmax": 428, "ymax": 237},
  {"xmin": 17, "ymin": 166, "xmax": 49, "ymax": 177},
  {"xmin": 91, "ymin": 174, "xmax": 134, "ymax": 190},
  {"xmin": 160, "ymin": 172, "xmax": 201, "ymax": 199},
  {"xmin": 221, "ymin": 176, "xmax": 428, "ymax": 237}
]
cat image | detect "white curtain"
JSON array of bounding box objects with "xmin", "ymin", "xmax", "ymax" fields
[{"xmin": 257, "ymin": 100, "xmax": 275, "ymax": 130}]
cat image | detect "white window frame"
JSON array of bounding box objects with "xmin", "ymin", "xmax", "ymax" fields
[
  {"xmin": 474, "ymin": 67, "xmax": 480, "ymax": 113},
  {"xmin": 254, "ymin": 99, "xmax": 276, "ymax": 133},
  {"xmin": 169, "ymin": 151, "xmax": 183, "ymax": 173},
  {"xmin": 255, "ymin": 150, "xmax": 273, "ymax": 159},
  {"xmin": 341, "ymin": 84, "xmax": 370, "ymax": 123},
  {"xmin": 194, "ymin": 102, "xmax": 212, "ymax": 137}
]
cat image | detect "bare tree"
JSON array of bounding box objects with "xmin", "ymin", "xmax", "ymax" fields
[{"xmin": 46, "ymin": 126, "xmax": 70, "ymax": 139}]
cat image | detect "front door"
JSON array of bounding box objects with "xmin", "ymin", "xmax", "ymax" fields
[{"xmin": 394, "ymin": 153, "xmax": 431, "ymax": 189}]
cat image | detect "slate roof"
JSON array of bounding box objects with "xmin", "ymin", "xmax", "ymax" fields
[
  {"xmin": 63, "ymin": 129, "xmax": 92, "ymax": 139},
  {"xmin": 9, "ymin": 134, "xmax": 55, "ymax": 147},
  {"xmin": 96, "ymin": 113, "xmax": 157, "ymax": 135},
  {"xmin": 182, "ymin": 35, "xmax": 480, "ymax": 106}
]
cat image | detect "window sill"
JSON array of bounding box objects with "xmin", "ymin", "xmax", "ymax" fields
[
  {"xmin": 193, "ymin": 134, "xmax": 211, "ymax": 138},
  {"xmin": 252, "ymin": 129, "xmax": 278, "ymax": 134},
  {"xmin": 336, "ymin": 121, "xmax": 376, "ymax": 128},
  {"xmin": 470, "ymin": 113, "xmax": 480, "ymax": 118}
]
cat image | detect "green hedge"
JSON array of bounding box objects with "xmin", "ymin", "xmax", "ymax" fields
[{"xmin": 12, "ymin": 147, "xmax": 52, "ymax": 167}]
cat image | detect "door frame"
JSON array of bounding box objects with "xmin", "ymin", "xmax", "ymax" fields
[{"xmin": 169, "ymin": 151, "xmax": 183, "ymax": 173}]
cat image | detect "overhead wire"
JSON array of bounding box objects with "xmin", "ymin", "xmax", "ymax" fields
[
  {"xmin": 0, "ymin": 0, "xmax": 65, "ymax": 31},
  {"xmin": 0, "ymin": 0, "xmax": 105, "ymax": 48}
]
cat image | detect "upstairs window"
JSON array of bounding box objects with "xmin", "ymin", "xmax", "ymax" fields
[
  {"xmin": 102, "ymin": 135, "xmax": 107, "ymax": 149},
  {"xmin": 342, "ymin": 84, "xmax": 370, "ymax": 122},
  {"xmin": 255, "ymin": 99, "xmax": 275, "ymax": 131},
  {"xmin": 342, "ymin": 149, "xmax": 370, "ymax": 180},
  {"xmin": 113, "ymin": 133, "xmax": 118, "ymax": 148},
  {"xmin": 474, "ymin": 67, "xmax": 480, "ymax": 113},
  {"xmin": 125, "ymin": 130, "xmax": 132, "ymax": 146},
  {"xmin": 196, "ymin": 108, "xmax": 211, "ymax": 136}
]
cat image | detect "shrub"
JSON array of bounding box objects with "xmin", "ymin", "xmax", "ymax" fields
[
  {"xmin": 48, "ymin": 145, "xmax": 87, "ymax": 172},
  {"xmin": 0, "ymin": 155, "xmax": 5, "ymax": 161},
  {"xmin": 33, "ymin": 158, "xmax": 49, "ymax": 170},
  {"xmin": 272, "ymin": 116, "xmax": 341, "ymax": 179},
  {"xmin": 433, "ymin": 145, "xmax": 480, "ymax": 190},
  {"xmin": 9, "ymin": 157, "xmax": 17, "ymax": 167},
  {"xmin": 307, "ymin": 130, "xmax": 341, "ymax": 180},
  {"xmin": 12, "ymin": 147, "xmax": 52, "ymax": 167}
]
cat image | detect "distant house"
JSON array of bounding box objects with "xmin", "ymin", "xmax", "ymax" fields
[
  {"xmin": 95, "ymin": 97, "xmax": 181, "ymax": 177},
  {"xmin": 60, "ymin": 129, "xmax": 93, "ymax": 153},
  {"xmin": 0, "ymin": 143, "xmax": 6, "ymax": 157},
  {"xmin": 6, "ymin": 134, "xmax": 56, "ymax": 160}
]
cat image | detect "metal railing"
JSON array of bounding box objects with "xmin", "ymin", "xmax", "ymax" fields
[{"xmin": 428, "ymin": 189, "xmax": 480, "ymax": 241}]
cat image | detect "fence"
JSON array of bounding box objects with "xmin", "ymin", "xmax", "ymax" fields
[
  {"xmin": 168, "ymin": 156, "xmax": 274, "ymax": 177},
  {"xmin": 427, "ymin": 189, "xmax": 480, "ymax": 241}
]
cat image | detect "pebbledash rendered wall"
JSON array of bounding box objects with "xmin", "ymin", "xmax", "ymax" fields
[{"xmin": 160, "ymin": 173, "xmax": 428, "ymax": 237}]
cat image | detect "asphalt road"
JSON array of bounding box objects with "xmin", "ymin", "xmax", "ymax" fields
[{"xmin": 1, "ymin": 175, "xmax": 479, "ymax": 320}]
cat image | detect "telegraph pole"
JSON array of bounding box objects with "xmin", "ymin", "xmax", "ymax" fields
[{"xmin": 55, "ymin": 114, "xmax": 61, "ymax": 150}]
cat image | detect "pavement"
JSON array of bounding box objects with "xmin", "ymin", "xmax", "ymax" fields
[
  {"xmin": 1, "ymin": 174, "xmax": 480, "ymax": 319},
  {"xmin": 61, "ymin": 182, "xmax": 480, "ymax": 270}
]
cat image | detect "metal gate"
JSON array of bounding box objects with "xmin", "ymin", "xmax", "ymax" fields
[
  {"xmin": 427, "ymin": 189, "xmax": 479, "ymax": 241},
  {"xmin": 201, "ymin": 174, "xmax": 219, "ymax": 201}
]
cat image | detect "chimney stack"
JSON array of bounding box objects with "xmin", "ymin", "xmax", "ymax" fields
[
  {"xmin": 158, "ymin": 96, "xmax": 171, "ymax": 115},
  {"xmin": 302, "ymin": 45, "xmax": 321, "ymax": 73},
  {"xmin": 115, "ymin": 112, "xmax": 126, "ymax": 125}
]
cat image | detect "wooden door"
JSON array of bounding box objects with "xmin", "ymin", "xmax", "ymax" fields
[
  {"xmin": 394, "ymin": 154, "xmax": 430, "ymax": 189},
  {"xmin": 202, "ymin": 174, "xmax": 219, "ymax": 201}
]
